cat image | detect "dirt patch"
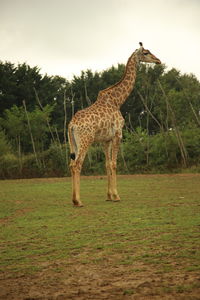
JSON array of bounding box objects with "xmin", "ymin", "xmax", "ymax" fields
[
  {"xmin": 1, "ymin": 259, "xmax": 200, "ymax": 300},
  {"xmin": 0, "ymin": 208, "xmax": 33, "ymax": 225}
]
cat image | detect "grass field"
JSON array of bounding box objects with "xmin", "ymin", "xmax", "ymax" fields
[{"xmin": 0, "ymin": 174, "xmax": 200, "ymax": 300}]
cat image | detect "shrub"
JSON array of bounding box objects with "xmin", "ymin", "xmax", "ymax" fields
[
  {"xmin": 182, "ymin": 127, "xmax": 200, "ymax": 165},
  {"xmin": 148, "ymin": 132, "xmax": 179, "ymax": 168},
  {"xmin": 43, "ymin": 143, "xmax": 70, "ymax": 177},
  {"xmin": 82, "ymin": 144, "xmax": 105, "ymax": 175},
  {"xmin": 0, "ymin": 130, "xmax": 11, "ymax": 156},
  {"xmin": 0, "ymin": 153, "xmax": 19, "ymax": 179}
]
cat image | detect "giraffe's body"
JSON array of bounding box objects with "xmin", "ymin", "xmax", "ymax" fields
[
  {"xmin": 69, "ymin": 102, "xmax": 123, "ymax": 143},
  {"xmin": 68, "ymin": 43, "xmax": 161, "ymax": 206}
]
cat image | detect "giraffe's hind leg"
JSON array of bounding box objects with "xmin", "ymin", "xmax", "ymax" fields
[
  {"xmin": 104, "ymin": 139, "xmax": 121, "ymax": 202},
  {"xmin": 70, "ymin": 160, "xmax": 83, "ymax": 207},
  {"xmin": 70, "ymin": 136, "xmax": 93, "ymax": 207},
  {"xmin": 104, "ymin": 141, "xmax": 113, "ymax": 201}
]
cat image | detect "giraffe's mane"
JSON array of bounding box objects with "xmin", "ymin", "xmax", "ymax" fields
[{"xmin": 101, "ymin": 51, "xmax": 136, "ymax": 92}]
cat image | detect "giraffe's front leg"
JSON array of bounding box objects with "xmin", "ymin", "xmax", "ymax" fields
[
  {"xmin": 111, "ymin": 134, "xmax": 121, "ymax": 201},
  {"xmin": 104, "ymin": 141, "xmax": 113, "ymax": 201},
  {"xmin": 110, "ymin": 161, "xmax": 121, "ymax": 201}
]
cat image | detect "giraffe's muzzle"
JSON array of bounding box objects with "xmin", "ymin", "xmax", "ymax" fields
[{"xmin": 156, "ymin": 59, "xmax": 161, "ymax": 64}]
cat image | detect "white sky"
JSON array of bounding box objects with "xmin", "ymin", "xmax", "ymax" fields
[{"xmin": 1, "ymin": 0, "xmax": 200, "ymax": 80}]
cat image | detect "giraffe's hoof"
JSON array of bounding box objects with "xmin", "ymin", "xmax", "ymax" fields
[
  {"xmin": 73, "ymin": 200, "xmax": 84, "ymax": 207},
  {"xmin": 106, "ymin": 199, "xmax": 121, "ymax": 202},
  {"xmin": 73, "ymin": 203, "xmax": 84, "ymax": 207}
]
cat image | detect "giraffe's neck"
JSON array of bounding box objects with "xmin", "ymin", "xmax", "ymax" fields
[{"xmin": 97, "ymin": 51, "xmax": 138, "ymax": 108}]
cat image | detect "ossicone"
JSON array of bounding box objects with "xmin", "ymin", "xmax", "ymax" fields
[{"xmin": 136, "ymin": 42, "xmax": 144, "ymax": 54}]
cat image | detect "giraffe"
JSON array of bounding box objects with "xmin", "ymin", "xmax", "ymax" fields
[{"xmin": 68, "ymin": 42, "xmax": 161, "ymax": 206}]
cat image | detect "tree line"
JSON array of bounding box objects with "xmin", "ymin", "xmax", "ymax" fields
[{"xmin": 0, "ymin": 60, "xmax": 200, "ymax": 178}]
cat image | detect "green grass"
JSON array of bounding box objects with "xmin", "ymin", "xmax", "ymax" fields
[{"xmin": 0, "ymin": 175, "xmax": 200, "ymax": 278}]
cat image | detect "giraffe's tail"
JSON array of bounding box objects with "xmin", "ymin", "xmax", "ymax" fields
[{"xmin": 68, "ymin": 124, "xmax": 79, "ymax": 160}]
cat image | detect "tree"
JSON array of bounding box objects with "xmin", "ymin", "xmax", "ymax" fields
[
  {"xmin": 0, "ymin": 62, "xmax": 17, "ymax": 114},
  {"xmin": 27, "ymin": 104, "xmax": 55, "ymax": 152},
  {"xmin": 1, "ymin": 105, "xmax": 25, "ymax": 157}
]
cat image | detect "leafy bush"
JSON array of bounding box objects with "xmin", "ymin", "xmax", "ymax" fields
[
  {"xmin": 82, "ymin": 144, "xmax": 105, "ymax": 175},
  {"xmin": 118, "ymin": 129, "xmax": 150, "ymax": 173},
  {"xmin": 0, "ymin": 153, "xmax": 19, "ymax": 179},
  {"xmin": 0, "ymin": 130, "xmax": 11, "ymax": 156},
  {"xmin": 118, "ymin": 128, "xmax": 200, "ymax": 174},
  {"xmin": 148, "ymin": 132, "xmax": 179, "ymax": 168},
  {"xmin": 43, "ymin": 143, "xmax": 69, "ymax": 177},
  {"xmin": 182, "ymin": 127, "xmax": 200, "ymax": 165},
  {"xmin": 0, "ymin": 128, "xmax": 200, "ymax": 179}
]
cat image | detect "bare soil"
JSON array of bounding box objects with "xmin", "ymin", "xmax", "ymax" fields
[{"xmin": 1, "ymin": 258, "xmax": 200, "ymax": 300}]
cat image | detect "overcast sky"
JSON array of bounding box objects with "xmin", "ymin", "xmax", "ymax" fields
[{"xmin": 1, "ymin": 0, "xmax": 200, "ymax": 80}]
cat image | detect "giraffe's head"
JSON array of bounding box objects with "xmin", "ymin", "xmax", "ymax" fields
[{"xmin": 136, "ymin": 42, "xmax": 161, "ymax": 64}]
